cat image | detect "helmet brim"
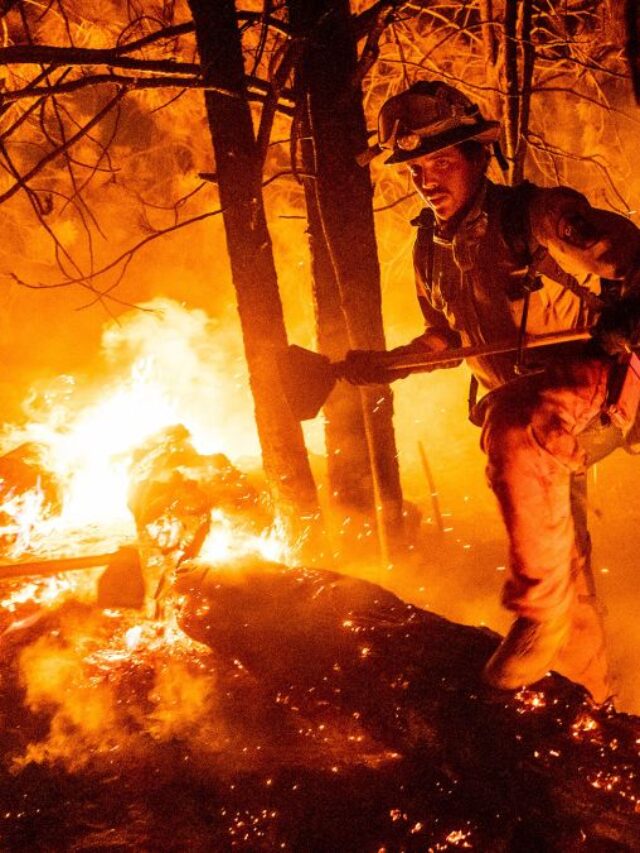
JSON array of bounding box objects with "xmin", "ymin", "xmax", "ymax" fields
[{"xmin": 384, "ymin": 120, "xmax": 501, "ymax": 164}]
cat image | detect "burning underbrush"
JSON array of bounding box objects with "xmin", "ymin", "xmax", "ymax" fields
[{"xmin": 7, "ymin": 605, "xmax": 218, "ymax": 773}]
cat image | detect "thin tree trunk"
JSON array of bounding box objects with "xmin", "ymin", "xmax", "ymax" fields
[
  {"xmin": 625, "ymin": 0, "xmax": 640, "ymax": 103},
  {"xmin": 288, "ymin": 0, "xmax": 405, "ymax": 562},
  {"xmin": 298, "ymin": 112, "xmax": 375, "ymax": 515},
  {"xmin": 501, "ymin": 0, "xmax": 535, "ymax": 185},
  {"xmin": 480, "ymin": 0, "xmax": 498, "ymax": 68},
  {"xmin": 502, "ymin": 0, "xmax": 520, "ymax": 185},
  {"xmin": 186, "ymin": 0, "xmax": 319, "ymax": 541},
  {"xmin": 479, "ymin": 0, "xmax": 501, "ymax": 121},
  {"xmin": 514, "ymin": 0, "xmax": 534, "ymax": 185}
]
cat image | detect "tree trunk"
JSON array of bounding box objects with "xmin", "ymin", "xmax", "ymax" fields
[
  {"xmin": 298, "ymin": 112, "xmax": 375, "ymax": 515},
  {"xmin": 186, "ymin": 0, "xmax": 319, "ymax": 542},
  {"xmin": 288, "ymin": 0, "xmax": 405, "ymax": 562},
  {"xmin": 625, "ymin": 0, "xmax": 640, "ymax": 104},
  {"xmin": 501, "ymin": 0, "xmax": 535, "ymax": 185}
]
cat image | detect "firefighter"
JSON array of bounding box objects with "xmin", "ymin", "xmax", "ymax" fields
[{"xmin": 346, "ymin": 80, "xmax": 640, "ymax": 703}]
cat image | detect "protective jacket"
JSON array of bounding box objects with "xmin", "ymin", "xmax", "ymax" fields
[
  {"xmin": 411, "ymin": 178, "xmax": 640, "ymax": 391},
  {"xmin": 409, "ymin": 178, "xmax": 640, "ymax": 701}
]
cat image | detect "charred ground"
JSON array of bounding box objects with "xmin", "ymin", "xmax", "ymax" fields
[{"xmin": 0, "ymin": 562, "xmax": 639, "ymax": 852}]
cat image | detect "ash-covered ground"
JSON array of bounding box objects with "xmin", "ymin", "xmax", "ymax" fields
[{"xmin": 1, "ymin": 560, "xmax": 640, "ymax": 852}]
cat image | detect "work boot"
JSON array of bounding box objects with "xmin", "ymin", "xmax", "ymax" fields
[{"xmin": 483, "ymin": 614, "xmax": 570, "ymax": 690}]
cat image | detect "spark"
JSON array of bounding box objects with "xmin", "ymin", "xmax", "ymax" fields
[{"xmin": 514, "ymin": 688, "xmax": 547, "ymax": 712}]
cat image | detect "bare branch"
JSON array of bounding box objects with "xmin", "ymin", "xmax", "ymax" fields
[
  {"xmin": 10, "ymin": 167, "xmax": 309, "ymax": 296},
  {"xmin": 114, "ymin": 21, "xmax": 195, "ymax": 54},
  {"xmin": 236, "ymin": 11, "xmax": 291, "ymax": 38},
  {"xmin": 526, "ymin": 130, "xmax": 631, "ymax": 214},
  {"xmin": 0, "ymin": 88, "xmax": 126, "ymax": 207},
  {"xmin": 1, "ymin": 73, "xmax": 296, "ymax": 114},
  {"xmin": 354, "ymin": 3, "xmax": 398, "ymax": 89},
  {"xmin": 11, "ymin": 205, "xmax": 224, "ymax": 295},
  {"xmin": 0, "ymin": 73, "xmax": 232, "ymax": 102},
  {"xmin": 0, "ymin": 44, "xmax": 200, "ymax": 75},
  {"xmin": 373, "ymin": 190, "xmax": 416, "ymax": 212},
  {"xmin": 352, "ymin": 0, "xmax": 408, "ymax": 40}
]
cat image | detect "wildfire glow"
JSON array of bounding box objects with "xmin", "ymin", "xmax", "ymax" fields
[
  {"xmin": 197, "ymin": 510, "xmax": 290, "ymax": 566},
  {"xmin": 0, "ymin": 300, "xmax": 266, "ymax": 560},
  {"xmin": 0, "ymin": 358, "xmax": 181, "ymax": 555},
  {"xmin": 48, "ymin": 357, "xmax": 182, "ymax": 525},
  {"xmin": 0, "ymin": 574, "xmax": 87, "ymax": 613}
]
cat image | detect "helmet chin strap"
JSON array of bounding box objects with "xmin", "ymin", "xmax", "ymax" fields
[{"xmin": 492, "ymin": 141, "xmax": 509, "ymax": 172}]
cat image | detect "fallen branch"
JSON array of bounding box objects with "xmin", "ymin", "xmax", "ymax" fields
[{"xmin": 0, "ymin": 550, "xmax": 123, "ymax": 582}]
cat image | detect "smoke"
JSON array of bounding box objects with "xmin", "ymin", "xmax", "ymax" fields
[
  {"xmin": 146, "ymin": 659, "xmax": 218, "ymax": 742},
  {"xmin": 99, "ymin": 296, "xmax": 260, "ymax": 462},
  {"xmin": 12, "ymin": 607, "xmax": 222, "ymax": 773},
  {"xmin": 15, "ymin": 618, "xmax": 119, "ymax": 772}
]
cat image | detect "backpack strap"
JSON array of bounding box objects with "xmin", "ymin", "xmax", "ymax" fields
[
  {"xmin": 411, "ymin": 208, "xmax": 483, "ymax": 420},
  {"xmin": 528, "ymin": 247, "xmax": 606, "ymax": 313},
  {"xmin": 411, "ymin": 207, "xmax": 436, "ymax": 287},
  {"xmin": 501, "ymin": 181, "xmax": 607, "ymax": 315}
]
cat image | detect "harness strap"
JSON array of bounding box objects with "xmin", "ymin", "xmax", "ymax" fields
[{"xmin": 528, "ymin": 246, "xmax": 607, "ymax": 314}]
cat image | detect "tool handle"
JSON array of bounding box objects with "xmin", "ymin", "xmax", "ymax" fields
[{"xmin": 334, "ymin": 329, "xmax": 592, "ymax": 377}]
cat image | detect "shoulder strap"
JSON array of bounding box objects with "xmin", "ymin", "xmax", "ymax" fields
[
  {"xmin": 500, "ymin": 180, "xmax": 538, "ymax": 264},
  {"xmin": 502, "ymin": 181, "xmax": 607, "ymax": 313},
  {"xmin": 412, "ymin": 207, "xmax": 436, "ymax": 286},
  {"xmin": 528, "ymin": 248, "xmax": 606, "ymax": 313},
  {"xmin": 411, "ymin": 208, "xmax": 482, "ymax": 422},
  {"xmin": 410, "ymin": 207, "xmax": 435, "ymax": 230}
]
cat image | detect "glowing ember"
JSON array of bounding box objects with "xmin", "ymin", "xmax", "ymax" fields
[
  {"xmin": 445, "ymin": 829, "xmax": 473, "ymax": 847},
  {"xmin": 514, "ymin": 688, "xmax": 547, "ymax": 713},
  {"xmin": 572, "ymin": 712, "xmax": 599, "ymax": 738}
]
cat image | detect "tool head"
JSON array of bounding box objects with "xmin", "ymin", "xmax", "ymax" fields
[{"xmin": 278, "ymin": 344, "xmax": 340, "ymax": 421}]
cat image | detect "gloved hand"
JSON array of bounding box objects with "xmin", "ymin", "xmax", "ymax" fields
[
  {"xmin": 591, "ymin": 298, "xmax": 640, "ymax": 356},
  {"xmin": 343, "ymin": 349, "xmax": 400, "ymax": 385}
]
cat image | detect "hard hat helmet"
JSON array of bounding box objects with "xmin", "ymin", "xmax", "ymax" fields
[{"xmin": 359, "ymin": 80, "xmax": 500, "ymax": 166}]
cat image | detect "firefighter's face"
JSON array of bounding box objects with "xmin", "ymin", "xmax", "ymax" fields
[{"xmin": 407, "ymin": 144, "xmax": 486, "ymax": 221}]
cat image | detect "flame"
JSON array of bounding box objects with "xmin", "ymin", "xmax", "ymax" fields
[
  {"xmin": 0, "ymin": 481, "xmax": 50, "ymax": 556},
  {"xmin": 0, "ymin": 574, "xmax": 86, "ymax": 613},
  {"xmin": 0, "ymin": 300, "xmax": 268, "ymax": 560},
  {"xmin": 48, "ymin": 357, "xmax": 182, "ymax": 526},
  {"xmin": 124, "ymin": 624, "xmax": 143, "ymax": 650},
  {"xmin": 0, "ymin": 357, "xmax": 179, "ymax": 557},
  {"xmin": 197, "ymin": 510, "xmax": 290, "ymax": 567}
]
